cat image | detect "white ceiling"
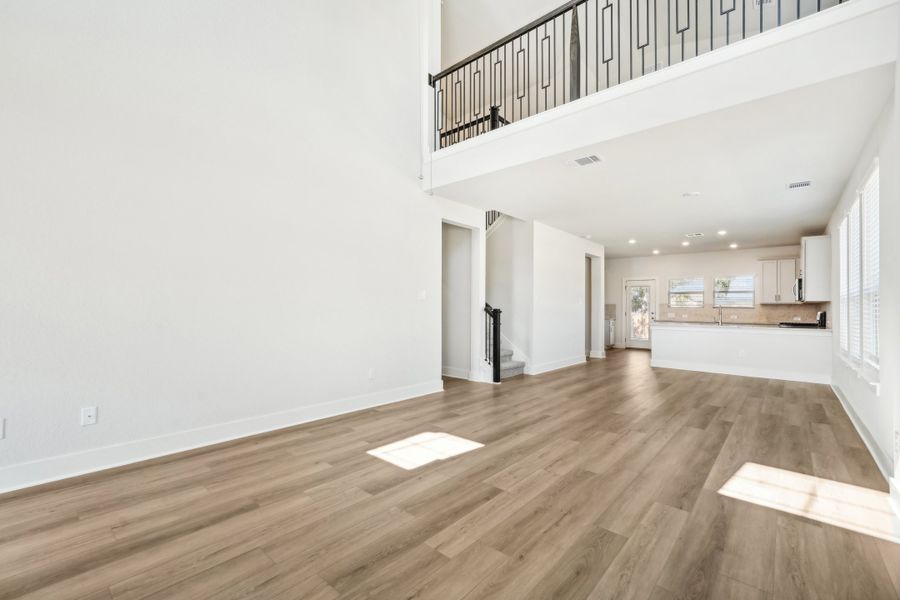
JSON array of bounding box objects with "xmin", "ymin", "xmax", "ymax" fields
[
  {"xmin": 434, "ymin": 65, "xmax": 894, "ymax": 258},
  {"xmin": 441, "ymin": 0, "xmax": 562, "ymax": 68}
]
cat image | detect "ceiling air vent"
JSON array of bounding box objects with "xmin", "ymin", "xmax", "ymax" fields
[
  {"xmin": 787, "ymin": 180, "xmax": 812, "ymax": 190},
  {"xmin": 572, "ymin": 155, "xmax": 602, "ymax": 166},
  {"xmin": 685, "ymin": 232, "xmax": 705, "ymax": 238}
]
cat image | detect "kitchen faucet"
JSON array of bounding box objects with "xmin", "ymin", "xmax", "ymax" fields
[{"xmin": 715, "ymin": 307, "xmax": 723, "ymax": 326}]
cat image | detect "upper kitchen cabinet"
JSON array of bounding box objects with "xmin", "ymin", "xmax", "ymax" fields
[
  {"xmin": 800, "ymin": 235, "xmax": 831, "ymax": 302},
  {"xmin": 760, "ymin": 258, "xmax": 799, "ymax": 304}
]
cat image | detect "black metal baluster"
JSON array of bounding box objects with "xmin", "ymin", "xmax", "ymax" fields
[{"xmin": 688, "ymin": 0, "xmax": 700, "ymax": 56}]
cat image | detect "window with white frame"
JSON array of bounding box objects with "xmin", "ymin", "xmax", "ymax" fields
[
  {"xmin": 714, "ymin": 275, "xmax": 755, "ymax": 308},
  {"xmin": 839, "ymin": 219, "xmax": 848, "ymax": 354},
  {"xmin": 668, "ymin": 277, "xmax": 704, "ymax": 308},
  {"xmin": 862, "ymin": 167, "xmax": 879, "ymax": 371},
  {"xmin": 838, "ymin": 162, "xmax": 879, "ymax": 383}
]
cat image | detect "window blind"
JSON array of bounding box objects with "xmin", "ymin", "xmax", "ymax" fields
[
  {"xmin": 862, "ymin": 167, "xmax": 879, "ymax": 370},
  {"xmin": 848, "ymin": 199, "xmax": 861, "ymax": 364},
  {"xmin": 714, "ymin": 276, "xmax": 754, "ymax": 307},
  {"xmin": 839, "ymin": 218, "xmax": 848, "ymax": 354},
  {"xmin": 668, "ymin": 277, "xmax": 704, "ymax": 308}
]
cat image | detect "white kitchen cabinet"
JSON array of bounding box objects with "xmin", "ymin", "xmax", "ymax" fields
[
  {"xmin": 800, "ymin": 235, "xmax": 831, "ymax": 302},
  {"xmin": 760, "ymin": 258, "xmax": 798, "ymax": 304}
]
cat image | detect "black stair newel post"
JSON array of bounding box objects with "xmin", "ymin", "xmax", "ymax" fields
[
  {"xmin": 492, "ymin": 308, "xmax": 502, "ymax": 383},
  {"xmin": 490, "ymin": 105, "xmax": 500, "ymax": 130},
  {"xmin": 569, "ymin": 2, "xmax": 581, "ymax": 101}
]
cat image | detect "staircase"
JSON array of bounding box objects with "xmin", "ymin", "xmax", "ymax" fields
[{"xmin": 499, "ymin": 347, "xmax": 525, "ymax": 379}]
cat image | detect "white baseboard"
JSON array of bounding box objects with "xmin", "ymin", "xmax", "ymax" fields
[
  {"xmin": 441, "ymin": 366, "xmax": 470, "ymax": 380},
  {"xmin": 526, "ymin": 355, "xmax": 586, "ymax": 375},
  {"xmin": 0, "ymin": 380, "xmax": 444, "ymax": 496},
  {"xmin": 831, "ymin": 384, "xmax": 892, "ymax": 483},
  {"xmin": 649, "ymin": 358, "xmax": 831, "ymax": 385},
  {"xmin": 589, "ymin": 350, "xmax": 606, "ymax": 359},
  {"xmin": 890, "ymin": 478, "xmax": 900, "ymax": 523}
]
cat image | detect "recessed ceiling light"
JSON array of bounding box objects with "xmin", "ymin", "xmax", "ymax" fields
[
  {"xmin": 583, "ymin": 234, "xmax": 592, "ymax": 239},
  {"xmin": 717, "ymin": 230, "xmax": 728, "ymax": 236},
  {"xmin": 652, "ymin": 249, "xmax": 660, "ymax": 255},
  {"xmin": 682, "ymin": 241, "xmax": 690, "ymax": 247},
  {"xmin": 682, "ymin": 192, "xmax": 702, "ymax": 198},
  {"xmin": 628, "ymin": 239, "xmax": 637, "ymax": 244},
  {"xmin": 730, "ymin": 243, "xmax": 738, "ymax": 249}
]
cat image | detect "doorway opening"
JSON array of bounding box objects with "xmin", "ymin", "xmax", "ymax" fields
[
  {"xmin": 624, "ymin": 279, "xmax": 656, "ymax": 349},
  {"xmin": 442, "ymin": 223, "xmax": 472, "ymax": 379}
]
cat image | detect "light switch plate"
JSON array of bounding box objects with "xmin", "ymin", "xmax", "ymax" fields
[
  {"xmin": 0, "ymin": 417, "xmax": 5, "ymax": 440},
  {"xmin": 81, "ymin": 407, "xmax": 98, "ymax": 426}
]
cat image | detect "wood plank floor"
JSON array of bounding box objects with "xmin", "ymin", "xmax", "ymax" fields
[{"xmin": 2, "ymin": 350, "xmax": 899, "ymax": 600}]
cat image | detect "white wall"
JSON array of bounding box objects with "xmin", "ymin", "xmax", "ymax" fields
[
  {"xmin": 0, "ymin": 0, "xmax": 450, "ymax": 493},
  {"xmin": 486, "ymin": 216, "xmax": 534, "ymax": 361},
  {"xmin": 531, "ymin": 222, "xmax": 605, "ymax": 373},
  {"xmin": 825, "ymin": 94, "xmax": 898, "ymax": 480},
  {"xmin": 893, "ymin": 20, "xmax": 900, "ymax": 512},
  {"xmin": 442, "ymin": 223, "xmax": 472, "ymax": 378},
  {"xmin": 605, "ymin": 245, "xmax": 804, "ymax": 346},
  {"xmin": 486, "ymin": 218, "xmax": 605, "ymax": 373}
]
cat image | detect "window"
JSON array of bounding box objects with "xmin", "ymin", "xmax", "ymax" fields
[
  {"xmin": 849, "ymin": 198, "xmax": 861, "ymax": 363},
  {"xmin": 838, "ymin": 163, "xmax": 879, "ymax": 382},
  {"xmin": 862, "ymin": 167, "xmax": 879, "ymax": 371},
  {"xmin": 839, "ymin": 219, "xmax": 848, "ymax": 354},
  {"xmin": 669, "ymin": 277, "xmax": 704, "ymax": 308},
  {"xmin": 714, "ymin": 276, "xmax": 755, "ymax": 308}
]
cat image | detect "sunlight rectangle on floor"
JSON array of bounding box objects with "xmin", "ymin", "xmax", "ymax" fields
[
  {"xmin": 719, "ymin": 462, "xmax": 900, "ymax": 544},
  {"xmin": 367, "ymin": 432, "xmax": 484, "ymax": 470}
]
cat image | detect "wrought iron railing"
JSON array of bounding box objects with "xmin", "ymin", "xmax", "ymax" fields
[
  {"xmin": 486, "ymin": 210, "xmax": 503, "ymax": 230},
  {"xmin": 431, "ymin": 0, "xmax": 842, "ymax": 149},
  {"xmin": 484, "ymin": 303, "xmax": 502, "ymax": 383}
]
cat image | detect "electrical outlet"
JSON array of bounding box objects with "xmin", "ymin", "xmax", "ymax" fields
[
  {"xmin": 81, "ymin": 406, "xmax": 98, "ymax": 426},
  {"xmin": 368, "ymin": 368, "xmax": 376, "ymax": 381}
]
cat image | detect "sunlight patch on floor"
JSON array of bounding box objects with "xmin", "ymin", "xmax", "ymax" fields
[
  {"xmin": 719, "ymin": 462, "xmax": 900, "ymax": 544},
  {"xmin": 367, "ymin": 432, "xmax": 484, "ymax": 470}
]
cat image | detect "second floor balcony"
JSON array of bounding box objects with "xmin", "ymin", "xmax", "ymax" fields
[{"xmin": 431, "ymin": 0, "xmax": 852, "ymax": 150}]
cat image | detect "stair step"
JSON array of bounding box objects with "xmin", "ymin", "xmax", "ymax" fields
[
  {"xmin": 499, "ymin": 348, "xmax": 514, "ymax": 360},
  {"xmin": 500, "ymin": 359, "xmax": 525, "ymax": 379}
]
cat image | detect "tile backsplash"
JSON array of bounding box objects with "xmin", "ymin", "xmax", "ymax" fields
[
  {"xmin": 656, "ymin": 303, "xmax": 826, "ymax": 326},
  {"xmin": 605, "ymin": 304, "xmax": 616, "ymax": 320}
]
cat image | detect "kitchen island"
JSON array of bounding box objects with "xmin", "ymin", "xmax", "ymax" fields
[{"xmin": 650, "ymin": 321, "xmax": 832, "ymax": 384}]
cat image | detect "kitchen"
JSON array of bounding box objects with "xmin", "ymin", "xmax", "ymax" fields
[{"xmin": 605, "ymin": 235, "xmax": 833, "ymax": 383}]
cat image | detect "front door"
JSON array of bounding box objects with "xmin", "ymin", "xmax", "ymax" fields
[{"xmin": 625, "ymin": 280, "xmax": 655, "ymax": 349}]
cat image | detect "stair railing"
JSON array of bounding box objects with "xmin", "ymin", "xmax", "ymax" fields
[
  {"xmin": 430, "ymin": 0, "xmax": 842, "ymax": 149},
  {"xmin": 484, "ymin": 303, "xmax": 502, "ymax": 383}
]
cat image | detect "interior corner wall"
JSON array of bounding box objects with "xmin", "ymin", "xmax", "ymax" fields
[
  {"xmin": 0, "ymin": 0, "xmax": 444, "ymax": 493},
  {"xmin": 825, "ymin": 94, "xmax": 897, "ymax": 479}
]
